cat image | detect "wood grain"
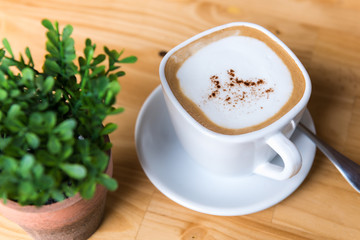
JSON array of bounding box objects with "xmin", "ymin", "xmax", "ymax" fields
[{"xmin": 1, "ymin": 0, "xmax": 360, "ymax": 239}]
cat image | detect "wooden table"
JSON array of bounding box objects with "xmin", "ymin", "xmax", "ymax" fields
[{"xmin": 1, "ymin": 0, "xmax": 360, "ymax": 239}]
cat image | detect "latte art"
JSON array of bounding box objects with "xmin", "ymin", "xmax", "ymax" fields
[{"xmin": 177, "ymin": 36, "xmax": 293, "ymax": 129}]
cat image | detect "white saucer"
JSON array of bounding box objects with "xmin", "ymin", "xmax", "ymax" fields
[{"xmin": 135, "ymin": 86, "xmax": 316, "ymax": 216}]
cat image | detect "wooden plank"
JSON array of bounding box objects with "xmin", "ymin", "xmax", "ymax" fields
[{"xmin": 137, "ymin": 191, "xmax": 315, "ymax": 240}]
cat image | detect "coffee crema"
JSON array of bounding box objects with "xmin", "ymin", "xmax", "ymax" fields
[{"xmin": 164, "ymin": 26, "xmax": 305, "ymax": 135}]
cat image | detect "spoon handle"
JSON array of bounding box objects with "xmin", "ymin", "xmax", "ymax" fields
[{"xmin": 297, "ymin": 123, "xmax": 360, "ymax": 193}]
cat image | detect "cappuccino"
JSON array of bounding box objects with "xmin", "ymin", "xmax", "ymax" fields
[{"xmin": 164, "ymin": 26, "xmax": 305, "ymax": 135}]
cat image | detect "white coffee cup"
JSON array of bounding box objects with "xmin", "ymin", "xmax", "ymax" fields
[{"xmin": 159, "ymin": 22, "xmax": 311, "ymax": 180}]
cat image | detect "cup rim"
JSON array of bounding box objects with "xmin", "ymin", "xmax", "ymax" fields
[{"xmin": 159, "ymin": 22, "xmax": 311, "ymax": 141}]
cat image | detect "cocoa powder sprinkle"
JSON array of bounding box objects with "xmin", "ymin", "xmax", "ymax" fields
[{"xmin": 205, "ymin": 69, "xmax": 275, "ymax": 109}]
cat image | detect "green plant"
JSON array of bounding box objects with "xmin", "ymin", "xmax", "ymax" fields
[{"xmin": 0, "ymin": 19, "xmax": 137, "ymax": 206}]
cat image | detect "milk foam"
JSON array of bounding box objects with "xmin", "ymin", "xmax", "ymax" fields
[{"xmin": 177, "ymin": 36, "xmax": 293, "ymax": 129}]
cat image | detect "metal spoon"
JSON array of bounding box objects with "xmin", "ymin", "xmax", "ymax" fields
[{"xmin": 297, "ymin": 123, "xmax": 360, "ymax": 193}]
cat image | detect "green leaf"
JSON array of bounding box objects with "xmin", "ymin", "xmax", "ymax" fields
[
  {"xmin": 103, "ymin": 46, "xmax": 111, "ymax": 55},
  {"xmin": 78, "ymin": 56, "xmax": 86, "ymax": 67},
  {"xmin": 105, "ymin": 91, "xmax": 114, "ymax": 105},
  {"xmin": 90, "ymin": 150, "xmax": 109, "ymax": 171},
  {"xmin": 116, "ymin": 71, "xmax": 125, "ymax": 77},
  {"xmin": 60, "ymin": 163, "xmax": 87, "ymax": 179},
  {"xmin": 61, "ymin": 145, "xmax": 73, "ymax": 160},
  {"xmin": 43, "ymin": 76, "xmax": 55, "ymax": 93},
  {"xmin": 63, "ymin": 185, "xmax": 76, "ymax": 198},
  {"xmin": 32, "ymin": 164, "xmax": 44, "ymax": 179},
  {"xmin": 80, "ymin": 180, "xmax": 96, "ymax": 199},
  {"xmin": 25, "ymin": 47, "xmax": 34, "ymax": 66},
  {"xmin": 92, "ymin": 76, "xmax": 108, "ymax": 97},
  {"xmin": 47, "ymin": 31, "xmax": 60, "ymax": 48},
  {"xmin": 37, "ymin": 100, "xmax": 49, "ymax": 111},
  {"xmin": 108, "ymin": 81, "xmax": 120, "ymax": 92},
  {"xmin": 4, "ymin": 118, "xmax": 24, "ymax": 132},
  {"xmin": 109, "ymin": 107, "xmax": 124, "ymax": 115},
  {"xmin": 47, "ymin": 135, "xmax": 61, "ymax": 154},
  {"xmin": 108, "ymin": 74, "xmax": 117, "ymax": 82},
  {"xmin": 19, "ymin": 181, "xmax": 35, "ymax": 199},
  {"xmin": 46, "ymin": 41, "xmax": 60, "ymax": 58},
  {"xmin": 76, "ymin": 139, "xmax": 90, "ymax": 158},
  {"xmin": 98, "ymin": 173, "xmax": 118, "ymax": 191},
  {"xmin": 37, "ymin": 175, "xmax": 55, "ymax": 190},
  {"xmin": 84, "ymin": 46, "xmax": 94, "ymax": 64},
  {"xmin": 10, "ymin": 89, "xmax": 20, "ymax": 98},
  {"xmin": 51, "ymin": 190, "xmax": 65, "ymax": 202},
  {"xmin": 92, "ymin": 54, "xmax": 106, "ymax": 66},
  {"xmin": 19, "ymin": 54, "xmax": 25, "ymax": 65},
  {"xmin": 41, "ymin": 19, "xmax": 55, "ymax": 31},
  {"xmin": 2, "ymin": 38, "xmax": 14, "ymax": 58},
  {"xmin": 0, "ymin": 137, "xmax": 12, "ymax": 150},
  {"xmin": 100, "ymin": 123, "xmax": 117, "ymax": 135},
  {"xmin": 0, "ymin": 71, "xmax": 6, "ymax": 87},
  {"xmin": 0, "ymin": 49, "xmax": 5, "ymax": 59},
  {"xmin": 21, "ymin": 68, "xmax": 34, "ymax": 84},
  {"xmin": 108, "ymin": 49, "xmax": 119, "ymax": 61},
  {"xmin": 63, "ymin": 38, "xmax": 75, "ymax": 54},
  {"xmin": 29, "ymin": 112, "xmax": 48, "ymax": 134},
  {"xmin": 104, "ymin": 141, "xmax": 113, "ymax": 151},
  {"xmin": 19, "ymin": 154, "xmax": 35, "ymax": 177},
  {"xmin": 58, "ymin": 104, "xmax": 69, "ymax": 115},
  {"xmin": 43, "ymin": 112, "xmax": 57, "ymax": 129},
  {"xmin": 19, "ymin": 101, "xmax": 30, "ymax": 109},
  {"xmin": 85, "ymin": 38, "xmax": 92, "ymax": 47},
  {"xmin": 54, "ymin": 119, "xmax": 77, "ymax": 132},
  {"xmin": 65, "ymin": 67, "xmax": 77, "ymax": 80},
  {"xmin": 56, "ymin": 127, "xmax": 73, "ymax": 141},
  {"xmin": 7, "ymin": 104, "xmax": 21, "ymax": 119},
  {"xmin": 54, "ymin": 21, "xmax": 59, "ymax": 32},
  {"xmin": 44, "ymin": 59, "xmax": 61, "ymax": 74},
  {"xmin": 64, "ymin": 53, "xmax": 76, "ymax": 63},
  {"xmin": 109, "ymin": 66, "xmax": 120, "ymax": 72},
  {"xmin": 0, "ymin": 89, "xmax": 8, "ymax": 101},
  {"xmin": 90, "ymin": 65, "xmax": 105, "ymax": 77},
  {"xmin": 25, "ymin": 132, "xmax": 40, "ymax": 149},
  {"xmin": 118, "ymin": 56, "xmax": 137, "ymax": 63},
  {"xmin": 62, "ymin": 24, "xmax": 73, "ymax": 41},
  {"xmin": 3, "ymin": 156, "xmax": 18, "ymax": 173}
]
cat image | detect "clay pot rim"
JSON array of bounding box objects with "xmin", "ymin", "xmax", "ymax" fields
[
  {"xmin": 1, "ymin": 135, "xmax": 113, "ymax": 213},
  {"xmin": 2, "ymin": 192, "xmax": 84, "ymax": 213}
]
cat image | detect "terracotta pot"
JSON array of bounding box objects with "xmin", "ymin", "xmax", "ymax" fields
[{"xmin": 0, "ymin": 149, "xmax": 113, "ymax": 240}]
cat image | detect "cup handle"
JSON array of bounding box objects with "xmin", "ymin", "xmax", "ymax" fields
[{"xmin": 254, "ymin": 132, "xmax": 302, "ymax": 180}]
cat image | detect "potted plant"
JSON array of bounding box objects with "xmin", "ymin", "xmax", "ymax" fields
[{"xmin": 0, "ymin": 19, "xmax": 137, "ymax": 239}]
